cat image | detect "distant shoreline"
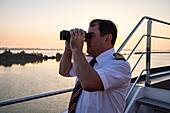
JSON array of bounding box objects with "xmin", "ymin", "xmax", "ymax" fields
[
  {"xmin": 0, "ymin": 47, "xmax": 64, "ymax": 51},
  {"xmin": 0, "ymin": 49, "xmax": 62, "ymax": 67},
  {"xmin": 0, "ymin": 47, "xmax": 170, "ymax": 52}
]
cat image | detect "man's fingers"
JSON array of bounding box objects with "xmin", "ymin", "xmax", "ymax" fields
[{"xmin": 70, "ymin": 28, "xmax": 85, "ymax": 37}]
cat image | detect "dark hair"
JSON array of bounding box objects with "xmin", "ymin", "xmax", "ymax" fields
[{"xmin": 89, "ymin": 19, "xmax": 117, "ymax": 46}]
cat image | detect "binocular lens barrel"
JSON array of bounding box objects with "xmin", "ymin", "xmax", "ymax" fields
[
  {"xmin": 60, "ymin": 30, "xmax": 91, "ymax": 40},
  {"xmin": 60, "ymin": 30, "xmax": 70, "ymax": 40}
]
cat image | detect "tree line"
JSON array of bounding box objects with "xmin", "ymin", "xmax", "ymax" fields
[{"xmin": 0, "ymin": 49, "xmax": 62, "ymax": 67}]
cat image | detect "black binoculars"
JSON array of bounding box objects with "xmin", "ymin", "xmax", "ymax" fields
[{"xmin": 60, "ymin": 30, "xmax": 92, "ymax": 40}]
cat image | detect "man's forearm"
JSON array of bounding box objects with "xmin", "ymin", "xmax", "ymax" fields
[
  {"xmin": 72, "ymin": 50, "xmax": 104, "ymax": 91},
  {"xmin": 59, "ymin": 48, "xmax": 72, "ymax": 77}
]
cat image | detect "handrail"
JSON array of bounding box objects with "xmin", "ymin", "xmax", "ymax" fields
[
  {"xmin": 131, "ymin": 51, "xmax": 170, "ymax": 74},
  {"xmin": 125, "ymin": 69, "xmax": 148, "ymax": 100},
  {"xmin": 151, "ymin": 35, "xmax": 170, "ymax": 40},
  {"xmin": 131, "ymin": 52, "xmax": 147, "ymax": 73},
  {"xmin": 119, "ymin": 16, "xmax": 170, "ymax": 101},
  {"xmin": 127, "ymin": 34, "xmax": 147, "ymax": 60},
  {"xmin": 116, "ymin": 16, "xmax": 170, "ymax": 53},
  {"xmin": 127, "ymin": 34, "xmax": 170, "ymax": 60},
  {"xmin": 0, "ymin": 88, "xmax": 73, "ymax": 107},
  {"xmin": 126, "ymin": 51, "xmax": 170, "ymax": 100},
  {"xmin": 145, "ymin": 16, "xmax": 170, "ymax": 25},
  {"xmin": 128, "ymin": 35, "xmax": 170, "ymax": 72}
]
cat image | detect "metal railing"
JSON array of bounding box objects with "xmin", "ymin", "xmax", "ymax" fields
[
  {"xmin": 126, "ymin": 51, "xmax": 170, "ymax": 100},
  {"xmin": 117, "ymin": 16, "xmax": 170, "ymax": 99},
  {"xmin": 0, "ymin": 16, "xmax": 170, "ymax": 107},
  {"xmin": 116, "ymin": 16, "xmax": 170, "ymax": 85},
  {"xmin": 116, "ymin": 16, "xmax": 170, "ymax": 53},
  {"xmin": 0, "ymin": 88, "xmax": 73, "ymax": 107}
]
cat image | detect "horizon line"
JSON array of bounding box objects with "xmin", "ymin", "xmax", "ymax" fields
[{"xmin": 0, "ymin": 47, "xmax": 170, "ymax": 52}]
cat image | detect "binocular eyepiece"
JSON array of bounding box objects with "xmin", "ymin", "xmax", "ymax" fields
[{"xmin": 60, "ymin": 30, "xmax": 92, "ymax": 40}]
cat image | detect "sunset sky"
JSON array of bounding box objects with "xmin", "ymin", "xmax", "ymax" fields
[{"xmin": 0, "ymin": 0, "xmax": 170, "ymax": 51}]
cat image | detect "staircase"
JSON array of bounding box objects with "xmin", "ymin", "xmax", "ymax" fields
[
  {"xmin": 136, "ymin": 97, "xmax": 170, "ymax": 113},
  {"xmin": 124, "ymin": 85, "xmax": 170, "ymax": 113}
]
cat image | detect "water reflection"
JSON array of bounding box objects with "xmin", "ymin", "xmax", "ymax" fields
[
  {"xmin": 0, "ymin": 59, "xmax": 44, "ymax": 67},
  {"xmin": 0, "ymin": 58, "xmax": 75, "ymax": 113}
]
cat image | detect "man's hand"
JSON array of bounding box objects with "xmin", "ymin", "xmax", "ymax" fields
[{"xmin": 69, "ymin": 29, "xmax": 85, "ymax": 52}]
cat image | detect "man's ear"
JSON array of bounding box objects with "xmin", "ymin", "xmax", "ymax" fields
[{"xmin": 105, "ymin": 34, "xmax": 112, "ymax": 44}]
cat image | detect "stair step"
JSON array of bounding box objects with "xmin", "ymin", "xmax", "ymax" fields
[{"xmin": 136, "ymin": 97, "xmax": 170, "ymax": 112}]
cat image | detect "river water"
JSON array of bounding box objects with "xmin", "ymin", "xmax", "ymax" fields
[{"xmin": 0, "ymin": 50, "xmax": 170, "ymax": 113}]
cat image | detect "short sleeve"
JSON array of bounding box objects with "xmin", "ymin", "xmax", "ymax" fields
[{"xmin": 95, "ymin": 60, "xmax": 131, "ymax": 90}]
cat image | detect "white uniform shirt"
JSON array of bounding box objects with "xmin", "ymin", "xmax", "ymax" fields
[{"xmin": 69, "ymin": 48, "xmax": 131, "ymax": 113}]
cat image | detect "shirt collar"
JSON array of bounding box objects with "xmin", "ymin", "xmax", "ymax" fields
[{"xmin": 95, "ymin": 48, "xmax": 115, "ymax": 65}]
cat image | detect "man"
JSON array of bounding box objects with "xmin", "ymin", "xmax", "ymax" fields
[{"xmin": 59, "ymin": 19, "xmax": 131, "ymax": 113}]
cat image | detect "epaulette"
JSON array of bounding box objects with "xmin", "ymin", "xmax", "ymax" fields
[{"xmin": 113, "ymin": 53, "xmax": 126, "ymax": 61}]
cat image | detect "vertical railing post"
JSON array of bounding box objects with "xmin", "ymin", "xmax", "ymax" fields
[{"xmin": 145, "ymin": 20, "xmax": 152, "ymax": 85}]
